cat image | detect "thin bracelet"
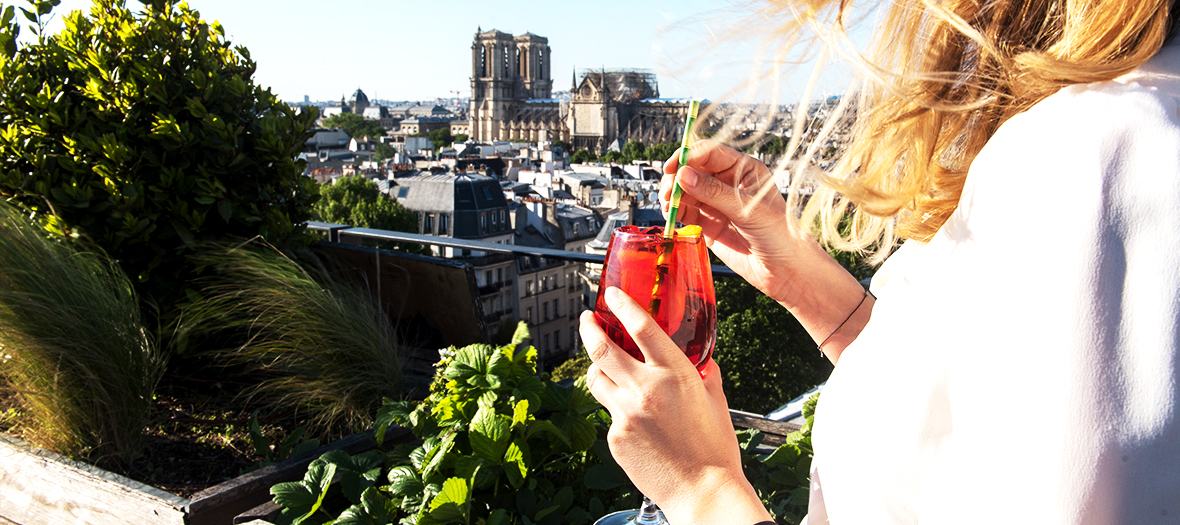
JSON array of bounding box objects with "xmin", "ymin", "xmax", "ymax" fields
[{"xmin": 817, "ymin": 288, "xmax": 874, "ymax": 357}]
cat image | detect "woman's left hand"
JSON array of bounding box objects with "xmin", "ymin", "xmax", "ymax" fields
[{"xmin": 580, "ymin": 287, "xmax": 773, "ymax": 525}]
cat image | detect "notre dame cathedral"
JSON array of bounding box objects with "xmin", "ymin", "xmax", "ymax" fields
[{"xmin": 469, "ymin": 29, "xmax": 695, "ymax": 154}]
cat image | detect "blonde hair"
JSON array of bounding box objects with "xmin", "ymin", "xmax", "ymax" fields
[{"xmin": 712, "ymin": 0, "xmax": 1177, "ymax": 263}]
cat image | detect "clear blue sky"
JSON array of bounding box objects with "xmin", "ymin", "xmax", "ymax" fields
[{"xmin": 36, "ymin": 0, "xmax": 863, "ymax": 104}]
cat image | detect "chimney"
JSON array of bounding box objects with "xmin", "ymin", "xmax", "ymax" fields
[
  {"xmin": 626, "ymin": 197, "xmax": 638, "ymax": 226},
  {"xmin": 544, "ymin": 201, "xmax": 560, "ymax": 231}
]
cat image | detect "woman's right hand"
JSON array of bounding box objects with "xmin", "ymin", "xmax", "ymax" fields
[
  {"xmin": 661, "ymin": 141, "xmax": 873, "ymax": 361},
  {"xmin": 661, "ymin": 141, "xmax": 823, "ymax": 309}
]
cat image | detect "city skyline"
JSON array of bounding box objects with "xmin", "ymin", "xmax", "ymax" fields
[{"xmin": 29, "ymin": 0, "xmax": 864, "ymax": 105}]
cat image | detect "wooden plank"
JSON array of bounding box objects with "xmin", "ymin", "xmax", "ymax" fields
[
  {"xmin": 186, "ymin": 427, "xmax": 412, "ymax": 525},
  {"xmin": 730, "ymin": 410, "xmax": 802, "ymax": 448},
  {"xmin": 0, "ymin": 435, "xmax": 188, "ymax": 525},
  {"xmin": 232, "ymin": 500, "xmax": 280, "ymax": 524}
]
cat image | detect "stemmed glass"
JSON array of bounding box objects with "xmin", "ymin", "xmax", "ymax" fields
[{"xmin": 591, "ymin": 224, "xmax": 717, "ymax": 524}]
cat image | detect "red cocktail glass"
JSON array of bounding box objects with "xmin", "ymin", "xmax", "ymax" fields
[{"xmin": 593, "ymin": 224, "xmax": 716, "ymax": 371}]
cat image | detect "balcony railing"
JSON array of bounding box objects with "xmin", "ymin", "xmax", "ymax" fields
[{"xmin": 308, "ymin": 221, "xmax": 739, "ymax": 279}]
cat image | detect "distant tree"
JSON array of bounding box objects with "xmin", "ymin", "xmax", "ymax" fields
[
  {"xmin": 315, "ymin": 176, "xmax": 428, "ymax": 255},
  {"xmin": 713, "ymin": 238, "xmax": 875, "ymax": 414},
  {"xmin": 428, "ymin": 127, "xmax": 454, "ymax": 151},
  {"xmin": 550, "ymin": 139, "xmax": 572, "ymax": 151},
  {"xmin": 571, "ymin": 149, "xmax": 595, "ymax": 164},
  {"xmin": 323, "ymin": 112, "xmax": 385, "ymax": 140},
  {"xmin": 602, "ymin": 150, "xmax": 623, "ymax": 164},
  {"xmin": 549, "ymin": 350, "xmax": 591, "ymax": 383},
  {"xmin": 454, "ymin": 133, "xmax": 469, "ymax": 143},
  {"xmin": 712, "ymin": 275, "xmax": 832, "ymax": 414},
  {"xmin": 374, "ymin": 143, "xmax": 396, "ymax": 162},
  {"xmin": 621, "ymin": 140, "xmax": 646, "ymax": 163},
  {"xmin": 757, "ymin": 135, "xmax": 787, "ymax": 155},
  {"xmin": 645, "ymin": 142, "xmax": 679, "ymax": 162}
]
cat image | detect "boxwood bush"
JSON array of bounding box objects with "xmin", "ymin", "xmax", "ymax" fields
[{"xmin": 0, "ymin": 0, "xmax": 319, "ymax": 312}]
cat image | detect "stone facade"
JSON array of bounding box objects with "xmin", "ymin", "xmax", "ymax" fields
[{"xmin": 469, "ymin": 29, "xmax": 695, "ymax": 154}]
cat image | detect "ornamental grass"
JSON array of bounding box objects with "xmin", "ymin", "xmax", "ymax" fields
[
  {"xmin": 176, "ymin": 240, "xmax": 404, "ymax": 435},
  {"xmin": 0, "ymin": 202, "xmax": 162, "ymax": 466}
]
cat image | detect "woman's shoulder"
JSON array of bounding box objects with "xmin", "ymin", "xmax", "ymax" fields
[
  {"xmin": 1007, "ymin": 43, "xmax": 1180, "ymax": 143},
  {"xmin": 971, "ymin": 46, "xmax": 1180, "ymax": 196}
]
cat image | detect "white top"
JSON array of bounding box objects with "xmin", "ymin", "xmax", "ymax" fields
[{"xmin": 808, "ymin": 42, "xmax": 1180, "ymax": 524}]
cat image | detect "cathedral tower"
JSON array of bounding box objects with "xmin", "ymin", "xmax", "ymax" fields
[{"xmin": 470, "ymin": 29, "xmax": 552, "ymax": 142}]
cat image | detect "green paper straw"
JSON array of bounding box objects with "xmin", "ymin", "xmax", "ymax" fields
[
  {"xmin": 665, "ymin": 99, "xmax": 699, "ymax": 238},
  {"xmin": 648, "ymin": 99, "xmax": 699, "ymax": 317}
]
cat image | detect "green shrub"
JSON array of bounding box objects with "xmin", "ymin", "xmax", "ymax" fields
[
  {"xmin": 270, "ymin": 323, "xmax": 819, "ymax": 525},
  {"xmin": 0, "ymin": 201, "xmax": 162, "ymax": 466},
  {"xmin": 0, "ymin": 0, "xmax": 319, "ymax": 314},
  {"xmin": 176, "ymin": 240, "xmax": 403, "ymax": 434},
  {"xmin": 548, "ymin": 350, "xmax": 591, "ymax": 383},
  {"xmin": 272, "ymin": 323, "xmax": 639, "ymax": 525},
  {"xmin": 314, "ymin": 175, "xmax": 427, "ymax": 254}
]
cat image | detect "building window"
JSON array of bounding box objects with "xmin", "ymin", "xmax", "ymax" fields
[
  {"xmin": 570, "ymin": 298, "xmax": 575, "ymax": 318},
  {"xmin": 554, "ymin": 329, "xmax": 561, "ymax": 351},
  {"xmin": 573, "ymin": 223, "xmax": 579, "ymax": 236},
  {"xmin": 485, "ymin": 270, "xmax": 492, "ymax": 287},
  {"xmin": 424, "ymin": 213, "xmax": 434, "ymax": 234},
  {"xmin": 526, "ymin": 306, "xmax": 533, "ymax": 323},
  {"xmin": 543, "ymin": 302, "xmax": 549, "ymax": 321},
  {"xmin": 543, "ymin": 333, "xmax": 550, "ymax": 352},
  {"xmin": 553, "ymin": 299, "xmax": 560, "ymax": 317},
  {"xmin": 439, "ymin": 214, "xmax": 448, "ymax": 235},
  {"xmin": 496, "ymin": 268, "xmax": 503, "ymax": 283},
  {"xmin": 480, "ymin": 212, "xmax": 487, "ymax": 231},
  {"xmin": 526, "ymin": 280, "xmax": 534, "ymax": 295},
  {"xmin": 500, "ymin": 210, "xmax": 506, "ymax": 225}
]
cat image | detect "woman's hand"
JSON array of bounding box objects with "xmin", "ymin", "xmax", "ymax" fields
[
  {"xmin": 662, "ymin": 141, "xmax": 873, "ymax": 362},
  {"xmin": 581, "ymin": 287, "xmax": 772, "ymax": 525}
]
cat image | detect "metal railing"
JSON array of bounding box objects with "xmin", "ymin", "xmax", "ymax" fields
[{"xmin": 307, "ymin": 221, "xmax": 739, "ymax": 279}]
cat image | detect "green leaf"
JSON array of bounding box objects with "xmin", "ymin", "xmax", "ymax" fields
[
  {"xmin": 762, "ymin": 444, "xmax": 801, "ymax": 467},
  {"xmin": 486, "ymin": 508, "xmax": 510, "ymax": 525},
  {"xmin": 503, "ymin": 441, "xmax": 527, "ymax": 489},
  {"xmin": 422, "ymin": 431, "xmax": 456, "ymax": 478},
  {"xmin": 428, "ymin": 477, "xmax": 469, "ymax": 522},
  {"xmin": 271, "ymin": 461, "xmax": 336, "ymax": 525},
  {"xmin": 469, "ymin": 407, "xmax": 511, "ymax": 462},
  {"xmin": 386, "ymin": 465, "xmax": 424, "ymax": 495},
  {"xmin": 169, "ymin": 219, "xmax": 196, "ymax": 248},
  {"xmin": 512, "ymin": 400, "xmax": 529, "ymax": 427},
  {"xmin": 549, "ymin": 412, "xmax": 596, "ymax": 452},
  {"xmin": 512, "ymin": 376, "xmax": 545, "ymax": 410},
  {"xmin": 248, "ymin": 410, "xmax": 271, "ymax": 459},
  {"xmin": 270, "ymin": 481, "xmax": 316, "ymax": 509},
  {"xmin": 563, "ymin": 506, "xmax": 592, "ymax": 525},
  {"xmin": 583, "ymin": 464, "xmax": 627, "ymax": 491},
  {"xmin": 524, "ymin": 420, "xmax": 570, "ymax": 448},
  {"xmin": 510, "ymin": 321, "xmax": 531, "ymax": 348},
  {"xmin": 533, "ymin": 504, "xmax": 561, "ymax": 522}
]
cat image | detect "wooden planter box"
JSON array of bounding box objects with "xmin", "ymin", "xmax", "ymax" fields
[{"xmin": 0, "ymin": 427, "xmax": 411, "ymax": 525}]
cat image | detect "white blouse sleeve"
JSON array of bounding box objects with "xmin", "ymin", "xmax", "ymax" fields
[{"xmin": 809, "ymin": 47, "xmax": 1180, "ymax": 524}]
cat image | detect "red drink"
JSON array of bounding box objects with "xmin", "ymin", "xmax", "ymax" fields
[{"xmin": 594, "ymin": 225, "xmax": 716, "ymax": 371}]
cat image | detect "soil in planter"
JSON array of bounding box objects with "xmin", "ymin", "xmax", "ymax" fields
[{"xmin": 0, "ymin": 376, "xmax": 349, "ymax": 500}]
